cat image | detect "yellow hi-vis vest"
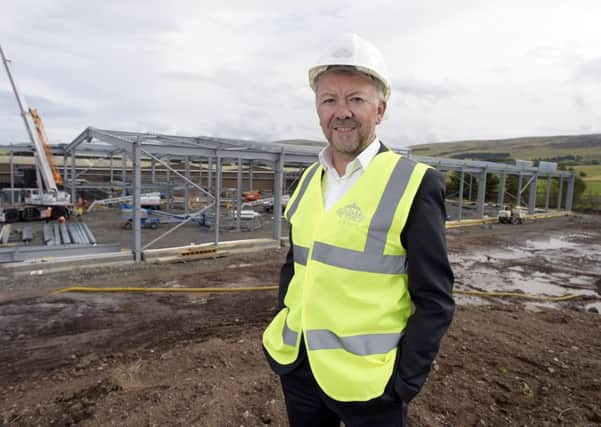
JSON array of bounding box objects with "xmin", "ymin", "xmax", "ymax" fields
[{"xmin": 263, "ymin": 151, "xmax": 430, "ymax": 402}]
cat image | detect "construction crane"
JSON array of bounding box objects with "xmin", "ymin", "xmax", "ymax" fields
[{"xmin": 0, "ymin": 44, "xmax": 71, "ymax": 222}]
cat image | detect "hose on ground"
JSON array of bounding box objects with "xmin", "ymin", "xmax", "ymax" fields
[
  {"xmin": 52, "ymin": 286, "xmax": 278, "ymax": 295},
  {"xmin": 52, "ymin": 286, "xmax": 595, "ymax": 303},
  {"xmin": 453, "ymin": 289, "xmax": 584, "ymax": 302}
]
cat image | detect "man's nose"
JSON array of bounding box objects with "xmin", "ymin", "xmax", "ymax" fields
[{"xmin": 334, "ymin": 100, "xmax": 353, "ymax": 119}]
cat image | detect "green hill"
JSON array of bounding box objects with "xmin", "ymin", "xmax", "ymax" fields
[{"xmin": 409, "ymin": 133, "xmax": 601, "ymax": 163}]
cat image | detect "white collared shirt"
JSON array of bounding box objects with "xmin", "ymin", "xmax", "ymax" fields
[{"xmin": 318, "ymin": 137, "xmax": 381, "ymax": 210}]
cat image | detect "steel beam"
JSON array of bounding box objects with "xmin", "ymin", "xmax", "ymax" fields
[{"xmin": 0, "ymin": 243, "xmax": 121, "ymax": 263}]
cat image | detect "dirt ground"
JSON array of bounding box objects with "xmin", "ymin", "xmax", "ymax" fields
[{"xmin": 1, "ymin": 214, "xmax": 601, "ymax": 426}]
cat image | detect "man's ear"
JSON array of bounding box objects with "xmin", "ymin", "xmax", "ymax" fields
[{"xmin": 376, "ymin": 101, "xmax": 387, "ymax": 124}]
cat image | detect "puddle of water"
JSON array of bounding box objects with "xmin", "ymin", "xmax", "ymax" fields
[
  {"xmin": 486, "ymin": 248, "xmax": 532, "ymax": 261},
  {"xmin": 585, "ymin": 302, "xmax": 601, "ymax": 314},
  {"xmin": 568, "ymin": 276, "xmax": 595, "ymax": 286},
  {"xmin": 525, "ymin": 237, "xmax": 579, "ymax": 251},
  {"xmin": 163, "ymin": 280, "xmax": 182, "ymax": 288}
]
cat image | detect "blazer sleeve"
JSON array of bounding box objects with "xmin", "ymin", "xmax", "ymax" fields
[
  {"xmin": 394, "ymin": 168, "xmax": 455, "ymax": 402},
  {"xmin": 276, "ymin": 224, "xmax": 295, "ymax": 311}
]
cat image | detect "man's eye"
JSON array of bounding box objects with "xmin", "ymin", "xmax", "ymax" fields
[
  {"xmin": 322, "ymin": 98, "xmax": 335, "ymax": 104},
  {"xmin": 350, "ymin": 97, "xmax": 364, "ymax": 103}
]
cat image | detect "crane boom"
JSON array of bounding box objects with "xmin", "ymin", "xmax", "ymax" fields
[{"xmin": 0, "ymin": 44, "xmax": 58, "ymax": 193}]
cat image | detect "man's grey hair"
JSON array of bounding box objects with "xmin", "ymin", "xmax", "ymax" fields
[{"xmin": 315, "ymin": 65, "xmax": 386, "ymax": 103}]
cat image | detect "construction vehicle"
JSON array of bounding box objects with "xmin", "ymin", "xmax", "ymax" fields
[
  {"xmin": 0, "ymin": 44, "xmax": 71, "ymax": 223},
  {"xmin": 498, "ymin": 206, "xmax": 526, "ymax": 224}
]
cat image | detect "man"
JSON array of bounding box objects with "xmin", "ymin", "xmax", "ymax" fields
[{"xmin": 263, "ymin": 33, "xmax": 455, "ymax": 427}]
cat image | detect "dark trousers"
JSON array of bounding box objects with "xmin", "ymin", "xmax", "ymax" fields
[{"xmin": 280, "ymin": 357, "xmax": 407, "ymax": 427}]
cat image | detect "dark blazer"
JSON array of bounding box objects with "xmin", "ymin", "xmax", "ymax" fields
[{"xmin": 265, "ymin": 143, "xmax": 455, "ymax": 403}]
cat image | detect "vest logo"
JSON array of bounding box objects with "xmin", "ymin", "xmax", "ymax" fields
[{"xmin": 336, "ymin": 203, "xmax": 364, "ymax": 224}]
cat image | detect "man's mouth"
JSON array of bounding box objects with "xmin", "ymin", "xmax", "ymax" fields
[{"xmin": 334, "ymin": 127, "xmax": 356, "ymax": 133}]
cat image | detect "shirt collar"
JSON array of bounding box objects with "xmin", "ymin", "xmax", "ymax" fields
[{"xmin": 318, "ymin": 137, "xmax": 380, "ymax": 178}]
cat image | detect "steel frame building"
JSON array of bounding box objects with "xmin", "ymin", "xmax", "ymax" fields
[{"xmin": 2, "ymin": 127, "xmax": 575, "ymax": 262}]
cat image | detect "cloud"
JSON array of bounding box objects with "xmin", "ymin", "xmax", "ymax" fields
[
  {"xmin": 2, "ymin": 1, "xmax": 601, "ymax": 147},
  {"xmin": 572, "ymin": 57, "xmax": 601, "ymax": 84},
  {"xmin": 392, "ymin": 78, "xmax": 463, "ymax": 102}
]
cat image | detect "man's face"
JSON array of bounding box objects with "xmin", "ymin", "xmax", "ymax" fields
[{"xmin": 316, "ymin": 70, "xmax": 386, "ymax": 158}]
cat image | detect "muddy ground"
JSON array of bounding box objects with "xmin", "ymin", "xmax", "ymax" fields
[{"xmin": 1, "ymin": 214, "xmax": 601, "ymax": 426}]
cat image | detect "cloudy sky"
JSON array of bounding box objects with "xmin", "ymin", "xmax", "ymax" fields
[{"xmin": 1, "ymin": 1, "xmax": 600, "ymax": 148}]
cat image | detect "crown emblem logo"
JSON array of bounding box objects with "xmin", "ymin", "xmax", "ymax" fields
[{"xmin": 336, "ymin": 203, "xmax": 364, "ymax": 223}]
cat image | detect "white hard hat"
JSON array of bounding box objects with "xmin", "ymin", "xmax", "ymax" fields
[{"xmin": 308, "ymin": 33, "xmax": 391, "ymax": 101}]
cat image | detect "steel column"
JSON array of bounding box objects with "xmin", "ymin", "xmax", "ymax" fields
[
  {"xmin": 132, "ymin": 138, "xmax": 142, "ymax": 262},
  {"xmin": 236, "ymin": 158, "xmax": 242, "ymax": 232},
  {"xmin": 63, "ymin": 154, "xmax": 68, "ymax": 187},
  {"xmin": 476, "ymin": 169, "xmax": 487, "ymax": 218},
  {"xmin": 565, "ymin": 175, "xmax": 575, "ymax": 210},
  {"xmin": 215, "ymin": 156, "xmax": 222, "ymax": 245},
  {"xmin": 497, "ymin": 172, "xmax": 506, "ymax": 207},
  {"xmin": 121, "ymin": 155, "xmax": 127, "ymax": 196},
  {"xmin": 166, "ymin": 157, "xmax": 171, "ymax": 209},
  {"xmin": 198, "ymin": 161, "xmax": 203, "ymax": 188},
  {"xmin": 248, "ymin": 160, "xmax": 254, "ymax": 191},
  {"xmin": 516, "ymin": 175, "xmax": 523, "ymax": 207},
  {"xmin": 544, "ymin": 176, "xmax": 551, "ymax": 210},
  {"xmin": 71, "ymin": 152, "xmax": 76, "ymax": 202},
  {"xmin": 184, "ymin": 156, "xmax": 190, "ymax": 214},
  {"xmin": 109, "ymin": 155, "xmax": 114, "ymax": 184},
  {"xmin": 151, "ymin": 158, "xmax": 156, "ymax": 185},
  {"xmin": 557, "ymin": 176, "xmax": 564, "ymax": 209},
  {"xmin": 208, "ymin": 157, "xmax": 213, "ymax": 194},
  {"xmin": 468, "ymin": 174, "xmax": 473, "ymax": 201},
  {"xmin": 9, "ymin": 150, "xmax": 14, "ymax": 203},
  {"xmin": 457, "ymin": 169, "xmax": 464, "ymax": 221},
  {"xmin": 528, "ymin": 174, "xmax": 538, "ymax": 214},
  {"xmin": 273, "ymin": 150, "xmax": 284, "ymax": 243}
]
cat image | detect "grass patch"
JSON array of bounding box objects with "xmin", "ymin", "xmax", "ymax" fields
[
  {"xmin": 584, "ymin": 180, "xmax": 601, "ymax": 194},
  {"xmin": 573, "ymin": 165, "xmax": 601, "ymax": 180}
]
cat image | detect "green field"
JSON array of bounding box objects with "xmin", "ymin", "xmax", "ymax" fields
[
  {"xmin": 584, "ymin": 180, "xmax": 601, "ymax": 193},
  {"xmin": 410, "ymin": 133, "xmax": 601, "ymax": 162},
  {"xmin": 573, "ymin": 164, "xmax": 601, "ymax": 180}
]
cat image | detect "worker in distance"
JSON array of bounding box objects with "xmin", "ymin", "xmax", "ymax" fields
[{"xmin": 263, "ymin": 33, "xmax": 455, "ymax": 426}]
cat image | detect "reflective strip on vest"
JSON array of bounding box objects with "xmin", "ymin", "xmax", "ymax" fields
[
  {"xmin": 311, "ymin": 157, "xmax": 417, "ymax": 273},
  {"xmin": 311, "ymin": 242, "xmax": 406, "ymax": 274},
  {"xmin": 293, "ymin": 244, "xmax": 309, "ymax": 266},
  {"xmin": 306, "ymin": 329, "xmax": 404, "ymax": 356},
  {"xmin": 286, "ymin": 163, "xmax": 320, "ymax": 221},
  {"xmin": 283, "ymin": 320, "xmax": 299, "ymax": 346}
]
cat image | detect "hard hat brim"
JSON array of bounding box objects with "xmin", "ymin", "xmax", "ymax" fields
[{"xmin": 309, "ymin": 65, "xmax": 391, "ymax": 101}]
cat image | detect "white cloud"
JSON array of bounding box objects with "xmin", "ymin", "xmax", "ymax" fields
[{"xmin": 1, "ymin": 0, "xmax": 600, "ymax": 147}]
